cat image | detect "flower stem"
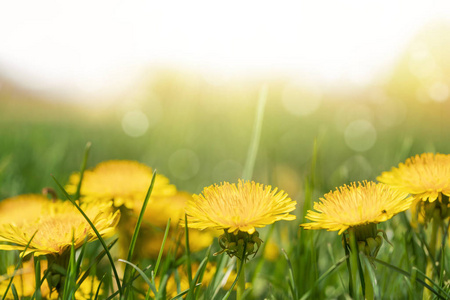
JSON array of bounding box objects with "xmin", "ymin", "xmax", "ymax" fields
[
  {"xmin": 343, "ymin": 235, "xmax": 354, "ymax": 298},
  {"xmin": 236, "ymin": 258, "xmax": 246, "ymax": 300},
  {"xmin": 424, "ymin": 213, "xmax": 441, "ymax": 299}
]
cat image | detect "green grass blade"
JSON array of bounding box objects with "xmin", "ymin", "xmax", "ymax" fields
[
  {"xmin": 51, "ymin": 175, "xmax": 123, "ymax": 295},
  {"xmin": 184, "ymin": 214, "xmax": 193, "ymax": 288},
  {"xmin": 411, "ymin": 267, "xmax": 450, "ymax": 299},
  {"xmin": 438, "ymin": 220, "xmax": 449, "ymax": 285},
  {"xmin": 355, "ymin": 252, "xmax": 365, "ymax": 299},
  {"xmin": 186, "ymin": 254, "xmax": 209, "ymax": 299},
  {"xmin": 104, "ymin": 265, "xmax": 153, "ymax": 300},
  {"xmin": 94, "ymin": 274, "xmax": 106, "ymax": 300},
  {"xmin": 170, "ymin": 283, "xmax": 202, "ymax": 300},
  {"xmin": 144, "ymin": 287, "xmax": 152, "ymax": 300},
  {"xmin": 206, "ymin": 251, "xmax": 229, "ymax": 299},
  {"xmin": 242, "ymin": 84, "xmax": 268, "ymax": 181},
  {"xmin": 361, "ymin": 255, "xmax": 379, "ymax": 300},
  {"xmin": 156, "ymin": 271, "xmax": 170, "ymax": 300},
  {"xmin": 123, "ymin": 170, "xmax": 157, "ymax": 298},
  {"xmin": 62, "ymin": 238, "xmax": 77, "ymax": 299},
  {"xmin": 327, "ymin": 243, "xmax": 346, "ymax": 292},
  {"xmin": 76, "ymin": 238, "xmax": 118, "ymax": 287},
  {"xmin": 194, "ymin": 246, "xmax": 212, "ymax": 299},
  {"xmin": 300, "ymin": 255, "xmax": 347, "ymax": 300},
  {"xmin": 154, "ymin": 218, "xmax": 171, "ymax": 276},
  {"xmin": 374, "ymin": 258, "xmax": 448, "ymax": 300},
  {"xmin": 118, "ymin": 259, "xmax": 157, "ymax": 295},
  {"xmin": 30, "ymin": 260, "xmax": 54, "ymax": 300},
  {"xmin": 34, "ymin": 255, "xmax": 42, "ymax": 300},
  {"xmin": 75, "ymin": 235, "xmax": 88, "ymax": 279},
  {"xmin": 174, "ymin": 267, "xmax": 181, "ymax": 297},
  {"xmin": 74, "ymin": 141, "xmax": 91, "ymax": 201},
  {"xmin": 281, "ymin": 248, "xmax": 297, "ymax": 299},
  {"xmin": 11, "ymin": 283, "xmax": 19, "ymax": 300}
]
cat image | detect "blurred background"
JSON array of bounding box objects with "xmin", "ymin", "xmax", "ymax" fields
[{"xmin": 1, "ymin": 0, "xmax": 450, "ymax": 201}]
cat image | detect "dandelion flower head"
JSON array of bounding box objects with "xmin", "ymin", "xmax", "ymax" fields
[
  {"xmin": 377, "ymin": 153, "xmax": 450, "ymax": 202},
  {"xmin": 301, "ymin": 181, "xmax": 412, "ymax": 235},
  {"xmin": 0, "ymin": 198, "xmax": 120, "ymax": 256},
  {"xmin": 66, "ymin": 160, "xmax": 177, "ymax": 208},
  {"xmin": 185, "ymin": 179, "xmax": 296, "ymax": 234}
]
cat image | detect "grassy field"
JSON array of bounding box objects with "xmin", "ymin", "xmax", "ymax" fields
[{"xmin": 0, "ymin": 68, "xmax": 449, "ymax": 299}]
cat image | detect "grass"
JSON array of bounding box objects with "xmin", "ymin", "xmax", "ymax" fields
[{"xmin": 0, "ymin": 73, "xmax": 449, "ymax": 299}]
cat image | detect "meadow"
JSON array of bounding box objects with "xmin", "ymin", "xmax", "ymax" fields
[{"xmin": 0, "ymin": 67, "xmax": 449, "ymax": 299}]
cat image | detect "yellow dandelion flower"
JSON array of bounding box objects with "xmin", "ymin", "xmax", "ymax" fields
[
  {"xmin": 302, "ymin": 181, "xmax": 411, "ymax": 234},
  {"xmin": 377, "ymin": 153, "xmax": 450, "ymax": 202},
  {"xmin": 301, "ymin": 181, "xmax": 412, "ymax": 258},
  {"xmin": 0, "ymin": 259, "xmax": 51, "ymax": 298},
  {"xmin": 377, "ymin": 153, "xmax": 450, "ymax": 224},
  {"xmin": 185, "ymin": 179, "xmax": 296, "ymax": 260},
  {"xmin": 0, "ymin": 199, "xmax": 120, "ymax": 257},
  {"xmin": 65, "ymin": 160, "xmax": 177, "ymax": 209},
  {"xmin": 186, "ymin": 179, "xmax": 296, "ymax": 234}
]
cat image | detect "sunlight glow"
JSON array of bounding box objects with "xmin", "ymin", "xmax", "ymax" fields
[{"xmin": 0, "ymin": 0, "xmax": 450, "ymax": 99}]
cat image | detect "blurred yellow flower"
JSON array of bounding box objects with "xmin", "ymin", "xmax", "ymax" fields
[
  {"xmin": 75, "ymin": 275, "xmax": 104, "ymax": 300},
  {"xmin": 0, "ymin": 199, "xmax": 120, "ymax": 257},
  {"xmin": 0, "ymin": 259, "xmax": 51, "ymax": 299},
  {"xmin": 66, "ymin": 160, "xmax": 176, "ymax": 208},
  {"xmin": 377, "ymin": 153, "xmax": 450, "ymax": 224},
  {"xmin": 263, "ymin": 240, "xmax": 280, "ymax": 262},
  {"xmin": 0, "ymin": 259, "xmax": 103, "ymax": 299},
  {"xmin": 123, "ymin": 191, "xmax": 216, "ymax": 259},
  {"xmin": 186, "ymin": 179, "xmax": 296, "ymax": 234},
  {"xmin": 301, "ymin": 181, "xmax": 411, "ymax": 235}
]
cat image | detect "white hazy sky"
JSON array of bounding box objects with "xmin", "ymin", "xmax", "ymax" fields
[{"xmin": 1, "ymin": 0, "xmax": 450, "ymax": 99}]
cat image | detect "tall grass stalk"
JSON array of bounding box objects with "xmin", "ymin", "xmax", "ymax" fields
[
  {"xmin": 241, "ymin": 84, "xmax": 268, "ymax": 182},
  {"xmin": 122, "ymin": 170, "xmax": 157, "ymax": 299}
]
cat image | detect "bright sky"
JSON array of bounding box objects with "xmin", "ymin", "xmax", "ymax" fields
[{"xmin": 1, "ymin": 0, "xmax": 450, "ymax": 99}]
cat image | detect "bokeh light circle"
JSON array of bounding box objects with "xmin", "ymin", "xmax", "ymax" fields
[
  {"xmin": 344, "ymin": 120, "xmax": 377, "ymax": 152},
  {"xmin": 121, "ymin": 110, "xmax": 149, "ymax": 137},
  {"xmin": 168, "ymin": 149, "xmax": 200, "ymax": 180}
]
